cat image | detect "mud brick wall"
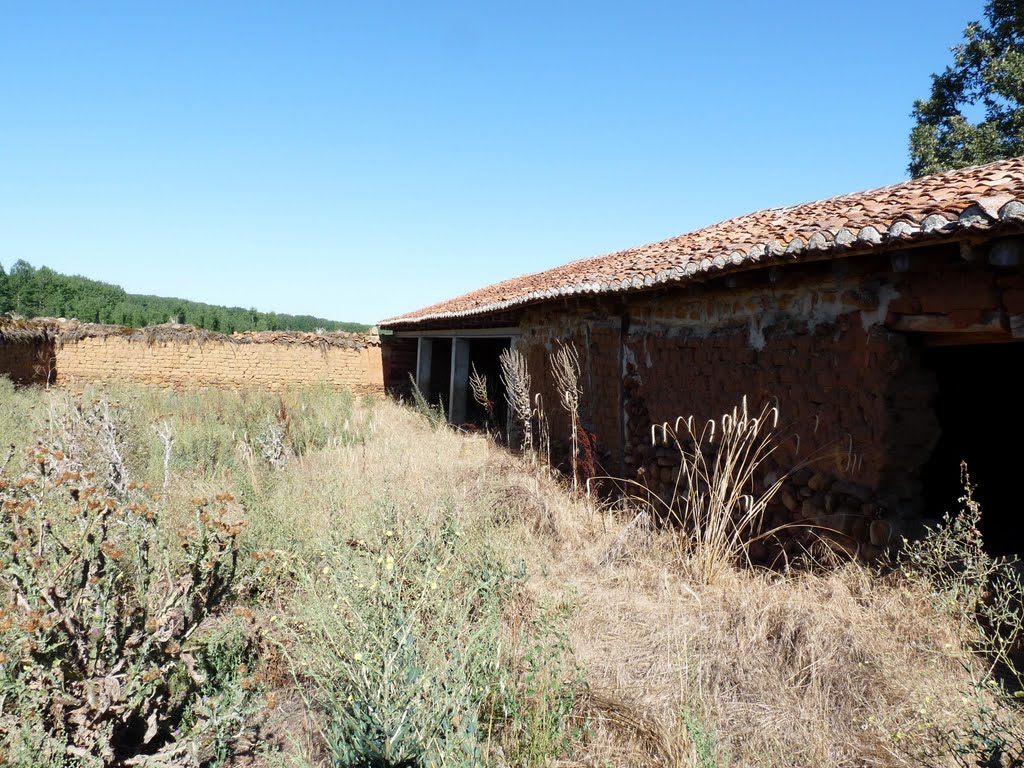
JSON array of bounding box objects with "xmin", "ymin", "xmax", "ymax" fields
[
  {"xmin": 622, "ymin": 314, "xmax": 927, "ymax": 496},
  {"xmin": 381, "ymin": 336, "xmax": 418, "ymax": 398},
  {"xmin": 515, "ymin": 313, "xmax": 622, "ymax": 475},
  {"xmin": 0, "ymin": 340, "xmax": 55, "ymax": 385},
  {"xmin": 55, "ymin": 336, "xmax": 384, "ymax": 393},
  {"xmin": 382, "ymin": 241, "xmax": 1024, "ymax": 562},
  {"xmin": 510, "ymin": 261, "xmax": 946, "ymax": 563},
  {"xmin": 886, "ymin": 251, "xmax": 1024, "ymax": 335}
]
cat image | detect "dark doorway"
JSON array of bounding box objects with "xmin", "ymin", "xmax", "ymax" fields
[
  {"xmin": 465, "ymin": 338, "xmax": 511, "ymax": 428},
  {"xmin": 920, "ymin": 342, "xmax": 1024, "ymax": 556},
  {"xmin": 427, "ymin": 340, "xmax": 452, "ymax": 414}
]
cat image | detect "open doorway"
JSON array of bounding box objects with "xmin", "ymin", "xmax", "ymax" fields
[
  {"xmin": 465, "ymin": 338, "xmax": 512, "ymax": 428},
  {"xmin": 919, "ymin": 342, "xmax": 1024, "ymax": 556},
  {"xmin": 413, "ymin": 334, "xmax": 516, "ymax": 428},
  {"xmin": 426, "ymin": 340, "xmax": 452, "ymax": 414}
]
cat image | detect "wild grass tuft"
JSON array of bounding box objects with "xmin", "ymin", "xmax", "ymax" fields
[{"xmin": 646, "ymin": 396, "xmax": 788, "ymax": 582}]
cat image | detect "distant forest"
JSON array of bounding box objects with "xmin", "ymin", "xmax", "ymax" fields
[{"xmin": 0, "ymin": 260, "xmax": 370, "ymax": 333}]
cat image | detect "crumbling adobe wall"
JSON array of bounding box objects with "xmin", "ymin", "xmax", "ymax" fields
[
  {"xmin": 515, "ymin": 311, "xmax": 622, "ymax": 477},
  {"xmin": 55, "ymin": 335, "xmax": 384, "ymax": 393},
  {"xmin": 619, "ymin": 299, "xmax": 934, "ymax": 562},
  {"xmin": 0, "ymin": 339, "xmax": 55, "ymax": 385},
  {"xmin": 512, "ymin": 257, "xmax": 948, "ymax": 562},
  {"xmin": 512, "ymin": 243, "xmax": 1024, "ymax": 562},
  {"xmin": 381, "ymin": 336, "xmax": 418, "ymax": 398}
]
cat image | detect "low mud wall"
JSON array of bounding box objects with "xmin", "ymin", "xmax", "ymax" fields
[
  {"xmin": 0, "ymin": 321, "xmax": 384, "ymax": 394},
  {"xmin": 56, "ymin": 336, "xmax": 383, "ymax": 393},
  {"xmin": 0, "ymin": 338, "xmax": 55, "ymax": 385}
]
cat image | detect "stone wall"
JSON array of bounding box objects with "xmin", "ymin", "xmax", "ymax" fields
[{"xmin": 54, "ymin": 335, "xmax": 384, "ymax": 393}]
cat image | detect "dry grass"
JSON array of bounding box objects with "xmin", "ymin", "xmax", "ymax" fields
[
  {"xmin": 330, "ymin": 401, "xmax": 981, "ymax": 767},
  {"xmin": 1, "ymin": 383, "xmax": 1013, "ymax": 767},
  {"xmin": 199, "ymin": 398, "xmax": 1020, "ymax": 767}
]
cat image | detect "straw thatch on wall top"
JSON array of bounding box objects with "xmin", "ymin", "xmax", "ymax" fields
[
  {"xmin": 0, "ymin": 315, "xmax": 379, "ymax": 350},
  {"xmin": 0, "ymin": 315, "xmax": 52, "ymax": 344}
]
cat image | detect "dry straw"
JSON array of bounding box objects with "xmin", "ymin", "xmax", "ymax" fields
[
  {"xmin": 469, "ymin": 363, "xmax": 493, "ymax": 420},
  {"xmin": 550, "ymin": 341, "xmax": 582, "ymax": 492},
  {"xmin": 499, "ymin": 347, "xmax": 533, "ymax": 453},
  {"xmin": 651, "ymin": 396, "xmax": 787, "ymax": 582}
]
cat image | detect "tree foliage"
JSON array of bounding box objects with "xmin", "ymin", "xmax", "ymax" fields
[
  {"xmin": 0, "ymin": 260, "xmax": 369, "ymax": 333},
  {"xmin": 909, "ymin": 0, "xmax": 1024, "ymax": 177}
]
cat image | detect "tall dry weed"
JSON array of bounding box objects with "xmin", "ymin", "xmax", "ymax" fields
[
  {"xmin": 550, "ymin": 341, "xmax": 582, "ymax": 492},
  {"xmin": 648, "ymin": 396, "xmax": 788, "ymax": 582}
]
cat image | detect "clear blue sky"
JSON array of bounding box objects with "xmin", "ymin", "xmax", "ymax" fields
[{"xmin": 0, "ymin": 1, "xmax": 985, "ymax": 324}]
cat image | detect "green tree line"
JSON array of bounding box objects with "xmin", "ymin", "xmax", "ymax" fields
[{"xmin": 0, "ymin": 260, "xmax": 369, "ymax": 333}]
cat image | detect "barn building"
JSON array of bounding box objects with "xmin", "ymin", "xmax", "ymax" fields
[{"xmin": 379, "ymin": 159, "xmax": 1024, "ymax": 560}]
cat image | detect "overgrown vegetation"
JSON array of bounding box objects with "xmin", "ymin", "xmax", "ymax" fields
[
  {"xmin": 0, "ymin": 395, "xmax": 260, "ymax": 767},
  {"xmin": 642, "ymin": 396, "xmax": 788, "ymax": 583},
  {"xmin": 0, "ymin": 260, "xmax": 369, "ymax": 333},
  {"xmin": 1, "ymin": 380, "xmax": 1023, "ymax": 767},
  {"xmin": 899, "ymin": 466, "xmax": 1024, "ymax": 767},
  {"xmin": 0, "ymin": 384, "xmax": 581, "ymax": 767}
]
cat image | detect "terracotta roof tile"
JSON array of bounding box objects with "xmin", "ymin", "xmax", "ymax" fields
[{"xmin": 380, "ymin": 158, "xmax": 1024, "ymax": 327}]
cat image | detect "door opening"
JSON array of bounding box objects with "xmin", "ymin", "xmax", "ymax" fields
[{"xmin": 919, "ymin": 342, "xmax": 1024, "ymax": 556}]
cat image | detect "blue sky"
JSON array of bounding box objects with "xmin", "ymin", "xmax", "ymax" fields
[{"xmin": 0, "ymin": 1, "xmax": 985, "ymax": 324}]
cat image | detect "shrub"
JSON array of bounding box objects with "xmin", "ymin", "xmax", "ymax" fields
[
  {"xmin": 407, "ymin": 374, "xmax": 446, "ymax": 431},
  {"xmin": 900, "ymin": 464, "xmax": 1024, "ymax": 766},
  {"xmin": 283, "ymin": 510, "xmax": 579, "ymax": 768},
  {"xmin": 0, "ymin": 445, "xmax": 259, "ymax": 767}
]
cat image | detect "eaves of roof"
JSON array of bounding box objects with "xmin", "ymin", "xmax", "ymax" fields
[{"xmin": 380, "ymin": 158, "xmax": 1024, "ymax": 328}]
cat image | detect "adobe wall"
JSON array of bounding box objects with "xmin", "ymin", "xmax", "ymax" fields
[
  {"xmin": 0, "ymin": 339, "xmax": 55, "ymax": 386},
  {"xmin": 53, "ymin": 335, "xmax": 384, "ymax": 393},
  {"xmin": 381, "ymin": 336, "xmax": 418, "ymax": 398},
  {"xmin": 505, "ymin": 244, "xmax": 1024, "ymax": 562}
]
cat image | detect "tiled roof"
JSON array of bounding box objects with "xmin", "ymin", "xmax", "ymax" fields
[{"xmin": 380, "ymin": 158, "xmax": 1024, "ymax": 327}]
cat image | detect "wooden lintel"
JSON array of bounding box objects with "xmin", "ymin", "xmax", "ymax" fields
[
  {"xmin": 921, "ymin": 332, "xmax": 1024, "ymax": 347},
  {"xmin": 392, "ymin": 327, "xmax": 521, "ymax": 338},
  {"xmin": 888, "ymin": 311, "xmax": 1008, "ymax": 335}
]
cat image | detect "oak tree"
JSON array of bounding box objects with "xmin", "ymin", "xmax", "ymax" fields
[{"xmin": 909, "ymin": 0, "xmax": 1024, "ymax": 177}]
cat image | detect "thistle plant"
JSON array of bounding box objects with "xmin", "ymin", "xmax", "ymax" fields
[{"xmin": 0, "ymin": 445, "xmax": 257, "ymax": 767}]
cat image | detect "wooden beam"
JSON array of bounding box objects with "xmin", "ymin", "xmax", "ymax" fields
[
  {"xmin": 887, "ymin": 311, "xmax": 1008, "ymax": 335},
  {"xmin": 392, "ymin": 327, "xmax": 521, "ymax": 338},
  {"xmin": 921, "ymin": 332, "xmax": 1024, "ymax": 347}
]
